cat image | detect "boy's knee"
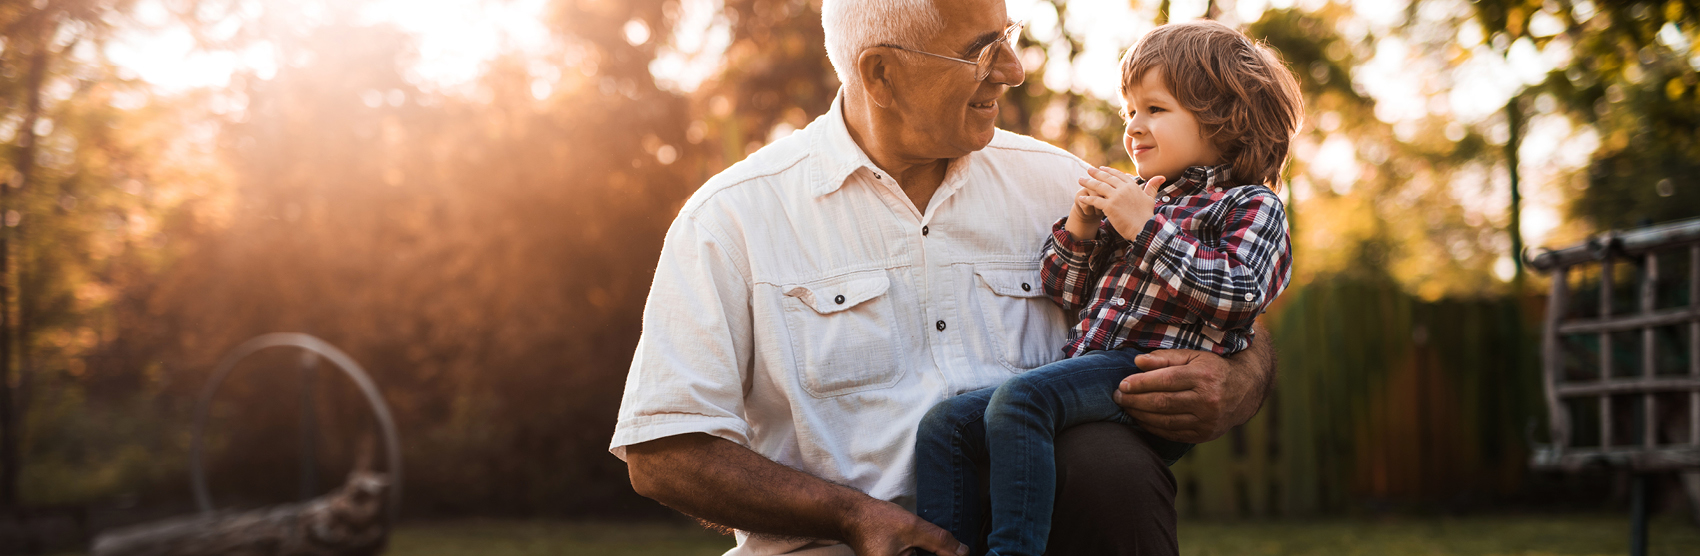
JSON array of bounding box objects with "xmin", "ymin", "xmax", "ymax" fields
[
  {"xmin": 918, "ymin": 397, "xmax": 976, "ymax": 442},
  {"xmin": 986, "ymin": 372, "xmax": 1044, "ymax": 410}
]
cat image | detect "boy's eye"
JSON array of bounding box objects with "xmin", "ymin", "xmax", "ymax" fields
[{"xmin": 1148, "ymin": 106, "xmax": 1165, "ymax": 114}]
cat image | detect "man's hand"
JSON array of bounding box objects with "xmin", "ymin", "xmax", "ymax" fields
[
  {"xmin": 843, "ymin": 498, "xmax": 967, "ymax": 556},
  {"xmin": 1078, "ymin": 167, "xmax": 1161, "ymax": 236},
  {"xmin": 626, "ymin": 433, "xmax": 966, "ymax": 556},
  {"xmin": 1111, "ymin": 325, "xmax": 1275, "ymax": 443}
]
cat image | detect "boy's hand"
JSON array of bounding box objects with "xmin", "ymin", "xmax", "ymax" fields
[
  {"xmin": 1065, "ymin": 188, "xmax": 1103, "ymax": 241},
  {"xmin": 1078, "ymin": 167, "xmax": 1162, "ymax": 236}
]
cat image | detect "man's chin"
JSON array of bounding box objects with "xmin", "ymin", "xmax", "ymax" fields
[{"xmin": 960, "ymin": 125, "xmax": 998, "ymax": 153}]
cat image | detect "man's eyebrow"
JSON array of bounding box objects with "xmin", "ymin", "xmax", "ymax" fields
[{"xmin": 957, "ymin": 19, "xmax": 1016, "ymax": 57}]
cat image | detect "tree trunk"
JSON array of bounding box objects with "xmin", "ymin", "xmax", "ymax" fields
[
  {"xmin": 0, "ymin": 14, "xmax": 54, "ymax": 510},
  {"xmin": 90, "ymin": 472, "xmax": 390, "ymax": 556}
]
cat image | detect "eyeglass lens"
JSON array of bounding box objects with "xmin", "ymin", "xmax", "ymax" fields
[{"xmin": 974, "ymin": 24, "xmax": 1023, "ymax": 80}]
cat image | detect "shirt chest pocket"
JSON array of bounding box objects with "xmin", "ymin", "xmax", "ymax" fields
[
  {"xmin": 781, "ymin": 271, "xmax": 907, "ymax": 398},
  {"xmin": 972, "ymin": 266, "xmax": 1069, "ymax": 371}
]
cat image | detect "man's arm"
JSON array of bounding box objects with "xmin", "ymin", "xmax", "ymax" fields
[
  {"xmin": 1111, "ymin": 321, "xmax": 1276, "ymax": 444},
  {"xmin": 626, "ymin": 433, "xmax": 966, "ymax": 556}
]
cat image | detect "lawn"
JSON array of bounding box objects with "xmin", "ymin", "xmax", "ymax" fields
[{"xmin": 377, "ymin": 514, "xmax": 1700, "ymax": 556}]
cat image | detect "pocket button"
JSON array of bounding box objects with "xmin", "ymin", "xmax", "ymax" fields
[
  {"xmin": 1021, "ymin": 282, "xmax": 1031, "ymax": 292},
  {"xmin": 835, "ymin": 294, "xmax": 846, "ymax": 304}
]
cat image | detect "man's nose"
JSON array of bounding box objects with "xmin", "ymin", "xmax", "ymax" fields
[{"xmin": 987, "ymin": 42, "xmax": 1025, "ymax": 87}]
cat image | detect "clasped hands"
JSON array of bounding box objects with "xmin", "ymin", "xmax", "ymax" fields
[{"xmin": 1064, "ymin": 166, "xmax": 1164, "ymax": 242}]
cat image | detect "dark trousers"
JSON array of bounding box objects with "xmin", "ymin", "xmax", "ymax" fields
[{"xmin": 1044, "ymin": 422, "xmax": 1178, "ymax": 556}]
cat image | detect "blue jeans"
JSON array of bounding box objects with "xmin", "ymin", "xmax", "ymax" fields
[{"xmin": 914, "ymin": 349, "xmax": 1193, "ymax": 556}]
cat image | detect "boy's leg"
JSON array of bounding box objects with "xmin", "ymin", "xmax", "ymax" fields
[
  {"xmin": 1048, "ymin": 422, "xmax": 1178, "ymax": 556},
  {"xmin": 981, "ymin": 349, "xmax": 1143, "ymax": 556},
  {"xmin": 914, "ymin": 386, "xmax": 997, "ymax": 553}
]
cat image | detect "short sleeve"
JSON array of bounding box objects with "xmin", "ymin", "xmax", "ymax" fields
[{"xmin": 609, "ymin": 214, "xmax": 755, "ymax": 461}]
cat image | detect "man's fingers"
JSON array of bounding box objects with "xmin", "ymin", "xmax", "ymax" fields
[
  {"xmin": 1119, "ymin": 390, "xmax": 1201, "ymax": 414},
  {"xmin": 907, "ymin": 525, "xmax": 967, "ymax": 556},
  {"xmin": 1119, "ymin": 366, "xmax": 1196, "ymax": 394},
  {"xmin": 1132, "ymin": 349, "xmax": 1200, "ymax": 373}
]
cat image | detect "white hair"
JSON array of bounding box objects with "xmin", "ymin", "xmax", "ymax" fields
[{"xmin": 821, "ymin": 0, "xmax": 945, "ymax": 90}]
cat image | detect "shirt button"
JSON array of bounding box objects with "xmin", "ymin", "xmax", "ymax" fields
[
  {"xmin": 1111, "ymin": 298, "xmax": 1125, "ymax": 307},
  {"xmin": 1244, "ymin": 292, "xmax": 1256, "ymax": 301},
  {"xmin": 1021, "ymin": 282, "xmax": 1031, "ymax": 292},
  {"xmin": 936, "ymin": 320, "xmax": 947, "ymax": 331},
  {"xmin": 1160, "ymin": 195, "xmax": 1171, "ymax": 202},
  {"xmin": 874, "ymin": 172, "xmax": 882, "ymax": 180},
  {"xmin": 922, "ymin": 225, "xmax": 930, "ymax": 236},
  {"xmin": 835, "ymin": 294, "xmax": 846, "ymax": 304}
]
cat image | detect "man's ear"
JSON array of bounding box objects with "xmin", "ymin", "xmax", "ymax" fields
[{"xmin": 857, "ymin": 48, "xmax": 897, "ymax": 109}]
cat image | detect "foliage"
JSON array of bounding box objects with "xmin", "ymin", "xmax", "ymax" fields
[{"xmin": 2, "ymin": 0, "xmax": 1696, "ymax": 519}]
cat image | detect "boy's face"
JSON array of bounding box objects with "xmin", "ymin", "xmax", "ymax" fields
[{"xmin": 1121, "ymin": 70, "xmax": 1223, "ymax": 184}]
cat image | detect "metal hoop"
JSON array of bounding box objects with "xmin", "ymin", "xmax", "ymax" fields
[{"xmin": 190, "ymin": 333, "xmax": 403, "ymax": 527}]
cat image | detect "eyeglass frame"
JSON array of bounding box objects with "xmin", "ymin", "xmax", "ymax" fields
[{"xmin": 881, "ymin": 21, "xmax": 1026, "ymax": 82}]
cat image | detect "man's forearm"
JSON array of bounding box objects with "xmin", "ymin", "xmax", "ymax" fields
[
  {"xmin": 627, "ymin": 433, "xmax": 865, "ymax": 539},
  {"xmin": 626, "ymin": 433, "xmax": 964, "ymax": 556}
]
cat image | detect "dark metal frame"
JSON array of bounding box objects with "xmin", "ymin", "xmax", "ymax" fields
[
  {"xmin": 188, "ymin": 333, "xmax": 403, "ymax": 527},
  {"xmin": 1527, "ymin": 217, "xmax": 1700, "ymax": 555}
]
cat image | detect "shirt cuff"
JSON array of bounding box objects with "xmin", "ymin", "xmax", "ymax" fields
[
  {"xmin": 1050, "ymin": 216, "xmax": 1099, "ymax": 262},
  {"xmin": 609, "ymin": 413, "xmax": 753, "ymax": 462}
]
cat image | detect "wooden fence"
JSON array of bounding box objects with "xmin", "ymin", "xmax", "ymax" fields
[{"xmin": 1172, "ymin": 279, "xmax": 1547, "ymax": 517}]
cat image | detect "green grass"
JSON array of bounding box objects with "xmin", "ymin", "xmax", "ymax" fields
[
  {"xmin": 60, "ymin": 514, "xmax": 1700, "ymax": 555},
  {"xmin": 381, "ymin": 515, "xmax": 1700, "ymax": 556},
  {"xmin": 1177, "ymin": 515, "xmax": 1700, "ymax": 556}
]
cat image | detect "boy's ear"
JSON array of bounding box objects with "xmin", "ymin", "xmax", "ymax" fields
[{"xmin": 858, "ymin": 48, "xmax": 897, "ymax": 109}]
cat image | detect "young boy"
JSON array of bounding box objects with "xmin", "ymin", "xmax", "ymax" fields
[{"xmin": 914, "ymin": 20, "xmax": 1304, "ymax": 556}]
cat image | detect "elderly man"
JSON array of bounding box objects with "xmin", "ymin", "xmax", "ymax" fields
[{"xmin": 610, "ymin": 0, "xmax": 1275, "ymax": 554}]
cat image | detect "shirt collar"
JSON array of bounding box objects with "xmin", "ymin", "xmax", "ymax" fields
[
  {"xmin": 1155, "ymin": 164, "xmax": 1233, "ymax": 199},
  {"xmin": 806, "ymin": 92, "xmax": 884, "ymax": 198}
]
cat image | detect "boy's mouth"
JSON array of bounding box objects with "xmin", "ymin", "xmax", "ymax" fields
[{"xmin": 1131, "ymin": 144, "xmax": 1154, "ymax": 157}]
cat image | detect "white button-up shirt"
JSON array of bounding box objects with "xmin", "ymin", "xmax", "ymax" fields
[{"xmin": 610, "ymin": 96, "xmax": 1088, "ymax": 555}]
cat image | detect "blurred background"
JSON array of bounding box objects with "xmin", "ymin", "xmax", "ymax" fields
[{"xmin": 1, "ymin": 0, "xmax": 1699, "ymax": 553}]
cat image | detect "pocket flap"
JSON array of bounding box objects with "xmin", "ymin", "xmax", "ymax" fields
[
  {"xmin": 784, "ymin": 274, "xmax": 891, "ymax": 314},
  {"xmin": 975, "ymin": 268, "xmax": 1046, "ymax": 299}
]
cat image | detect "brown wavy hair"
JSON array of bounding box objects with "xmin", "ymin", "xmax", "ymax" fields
[{"xmin": 1120, "ymin": 20, "xmax": 1304, "ymax": 189}]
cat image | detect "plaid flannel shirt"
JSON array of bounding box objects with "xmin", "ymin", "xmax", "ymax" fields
[{"xmin": 1039, "ymin": 165, "xmax": 1292, "ymax": 357}]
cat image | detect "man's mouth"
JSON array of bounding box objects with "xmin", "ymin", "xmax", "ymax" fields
[{"xmin": 969, "ymin": 99, "xmax": 997, "ymax": 110}]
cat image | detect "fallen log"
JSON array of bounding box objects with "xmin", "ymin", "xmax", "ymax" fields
[{"xmin": 91, "ymin": 472, "xmax": 389, "ymax": 556}]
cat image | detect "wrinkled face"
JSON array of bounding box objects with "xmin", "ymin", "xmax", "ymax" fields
[
  {"xmin": 1121, "ymin": 70, "xmax": 1222, "ymax": 184},
  {"xmin": 888, "ymin": 0, "xmax": 1025, "ymax": 158}
]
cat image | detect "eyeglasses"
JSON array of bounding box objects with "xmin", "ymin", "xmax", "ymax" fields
[{"xmin": 886, "ymin": 21, "xmax": 1025, "ymax": 82}]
